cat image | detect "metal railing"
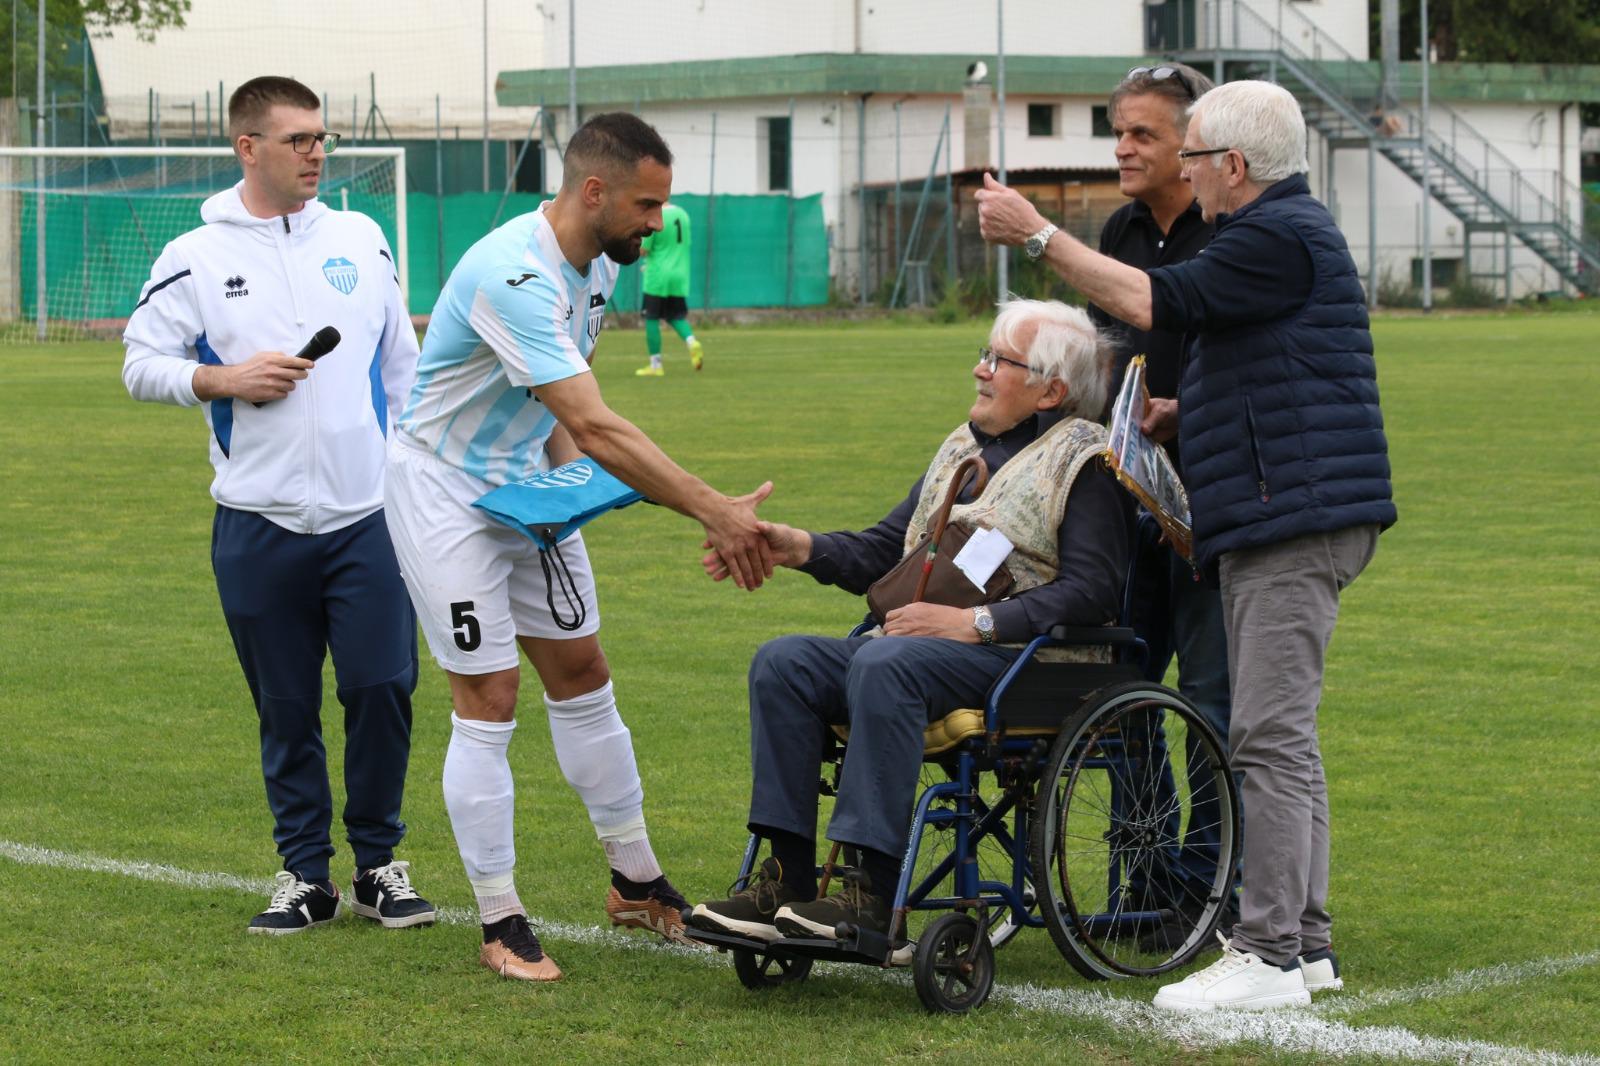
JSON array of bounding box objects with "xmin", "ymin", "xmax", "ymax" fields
[{"xmin": 1163, "ymin": 0, "xmax": 1597, "ymax": 282}]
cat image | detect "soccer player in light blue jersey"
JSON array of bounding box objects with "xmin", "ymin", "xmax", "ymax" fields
[{"xmin": 384, "ymin": 113, "xmax": 773, "ymax": 982}]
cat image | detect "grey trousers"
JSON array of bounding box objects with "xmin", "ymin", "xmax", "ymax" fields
[
  {"xmin": 746, "ymin": 634, "xmax": 1021, "ymax": 858},
  {"xmin": 1220, "ymin": 523, "xmax": 1379, "ymax": 965}
]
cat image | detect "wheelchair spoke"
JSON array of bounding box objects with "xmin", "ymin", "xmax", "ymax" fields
[{"xmin": 1031, "ymin": 684, "xmax": 1241, "ymax": 981}]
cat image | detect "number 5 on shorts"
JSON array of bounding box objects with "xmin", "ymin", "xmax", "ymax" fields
[{"xmin": 450, "ymin": 601, "xmax": 482, "ymax": 652}]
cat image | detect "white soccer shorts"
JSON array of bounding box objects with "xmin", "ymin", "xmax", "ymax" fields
[{"xmin": 384, "ymin": 434, "xmax": 601, "ymax": 675}]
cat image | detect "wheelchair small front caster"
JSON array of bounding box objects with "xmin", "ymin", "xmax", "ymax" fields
[
  {"xmin": 913, "ymin": 913, "xmax": 995, "ymax": 1013},
  {"xmin": 732, "ymin": 948, "xmax": 812, "ymax": 990}
]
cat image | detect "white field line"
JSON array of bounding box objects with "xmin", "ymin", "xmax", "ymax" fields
[{"xmin": 3, "ymin": 839, "xmax": 1597, "ymax": 1065}]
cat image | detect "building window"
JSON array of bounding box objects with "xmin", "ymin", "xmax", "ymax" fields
[
  {"xmin": 1027, "ymin": 103, "xmax": 1058, "ymax": 138},
  {"xmin": 1091, "ymin": 105, "xmax": 1113, "ymax": 138},
  {"xmin": 764, "ymin": 115, "xmax": 792, "ymax": 192},
  {"xmin": 1412, "ymin": 256, "xmax": 1461, "ymax": 288},
  {"xmin": 511, "ymin": 139, "xmax": 543, "ymax": 194}
]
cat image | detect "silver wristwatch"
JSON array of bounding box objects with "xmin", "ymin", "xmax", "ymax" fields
[
  {"xmin": 972, "ymin": 606, "xmax": 996, "ymax": 645},
  {"xmin": 1024, "ymin": 223, "xmax": 1059, "ymax": 260}
]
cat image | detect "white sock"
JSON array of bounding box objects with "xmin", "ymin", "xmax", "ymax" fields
[
  {"xmin": 601, "ymin": 813, "xmax": 663, "ymax": 884},
  {"xmin": 650, "ymin": 355, "xmax": 663, "ymax": 369},
  {"xmin": 443, "ymin": 713, "xmax": 523, "ymax": 921},
  {"xmin": 472, "ymin": 872, "xmax": 525, "ymax": 926},
  {"xmin": 545, "ymin": 681, "xmax": 660, "ymax": 874}
]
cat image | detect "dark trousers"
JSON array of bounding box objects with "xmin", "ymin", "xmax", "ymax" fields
[
  {"xmin": 212, "ymin": 506, "xmax": 418, "ymax": 881},
  {"xmin": 1128, "ymin": 514, "xmax": 1234, "ymax": 893},
  {"xmin": 747, "ymin": 634, "xmax": 1020, "ymax": 860}
]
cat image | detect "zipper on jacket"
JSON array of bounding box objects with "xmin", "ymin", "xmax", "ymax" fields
[
  {"xmin": 1242, "ymin": 396, "xmax": 1271, "ymax": 503},
  {"xmin": 273, "ymin": 211, "xmax": 316, "ymax": 530}
]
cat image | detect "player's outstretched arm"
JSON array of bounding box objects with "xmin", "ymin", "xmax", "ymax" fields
[{"xmin": 536, "ymin": 371, "xmax": 776, "ymax": 589}]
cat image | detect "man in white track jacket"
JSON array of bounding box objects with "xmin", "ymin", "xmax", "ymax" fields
[{"xmin": 122, "ymin": 75, "xmax": 434, "ymax": 936}]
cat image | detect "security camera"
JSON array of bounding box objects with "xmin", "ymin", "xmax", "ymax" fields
[{"xmin": 966, "ymin": 61, "xmax": 989, "ymax": 84}]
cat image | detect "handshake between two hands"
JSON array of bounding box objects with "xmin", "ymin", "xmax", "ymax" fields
[{"xmin": 696, "ymin": 486, "xmax": 984, "ymax": 641}]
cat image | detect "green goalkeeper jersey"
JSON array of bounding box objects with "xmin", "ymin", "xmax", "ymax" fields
[{"xmin": 641, "ymin": 203, "xmax": 692, "ymax": 297}]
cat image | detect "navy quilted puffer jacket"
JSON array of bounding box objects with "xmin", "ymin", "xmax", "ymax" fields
[{"xmin": 1163, "ymin": 176, "xmax": 1396, "ymax": 569}]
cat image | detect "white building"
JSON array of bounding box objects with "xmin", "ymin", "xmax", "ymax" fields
[
  {"xmin": 92, "ymin": 0, "xmax": 543, "ymax": 145},
  {"xmin": 503, "ymin": 0, "xmax": 1597, "ymax": 301}
]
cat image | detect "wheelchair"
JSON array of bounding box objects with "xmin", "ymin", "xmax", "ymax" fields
[{"xmin": 683, "ymin": 611, "xmax": 1242, "ymax": 1014}]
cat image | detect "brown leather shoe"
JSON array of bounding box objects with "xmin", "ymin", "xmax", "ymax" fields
[
  {"xmin": 605, "ymin": 880, "xmax": 694, "ymax": 945},
  {"xmin": 479, "ymin": 914, "xmax": 562, "ymax": 982}
]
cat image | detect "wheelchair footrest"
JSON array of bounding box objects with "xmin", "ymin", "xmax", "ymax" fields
[
  {"xmin": 679, "ymin": 920, "xmax": 907, "ymax": 967},
  {"xmin": 771, "ymin": 927, "xmax": 907, "ymax": 967},
  {"xmin": 679, "ymin": 924, "xmax": 775, "ymax": 954}
]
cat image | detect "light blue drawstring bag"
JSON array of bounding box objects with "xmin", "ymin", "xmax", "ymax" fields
[{"xmin": 473, "ymin": 458, "xmax": 645, "ymax": 630}]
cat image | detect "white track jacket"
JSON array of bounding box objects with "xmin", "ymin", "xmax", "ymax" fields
[{"xmin": 123, "ymin": 183, "xmax": 418, "ymax": 535}]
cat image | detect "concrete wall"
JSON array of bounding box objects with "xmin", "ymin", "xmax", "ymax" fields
[{"xmin": 542, "ymin": 0, "xmax": 1146, "ymax": 68}]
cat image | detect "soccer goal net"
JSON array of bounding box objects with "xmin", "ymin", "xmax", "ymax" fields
[{"xmin": 0, "ymin": 146, "xmax": 406, "ymax": 342}]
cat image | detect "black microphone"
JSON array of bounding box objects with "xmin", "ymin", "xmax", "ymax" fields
[
  {"xmin": 297, "ymin": 325, "xmax": 342, "ymax": 362},
  {"xmin": 253, "ymin": 326, "xmax": 342, "ymax": 406}
]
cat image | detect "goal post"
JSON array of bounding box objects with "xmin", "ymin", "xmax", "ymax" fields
[{"xmin": 0, "ymin": 145, "xmax": 407, "ymax": 342}]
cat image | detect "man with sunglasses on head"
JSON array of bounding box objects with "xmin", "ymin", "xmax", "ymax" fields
[
  {"xmin": 978, "ymin": 79, "xmax": 1394, "ymax": 1011},
  {"xmin": 123, "ymin": 75, "xmax": 433, "ymax": 936},
  {"xmin": 1088, "ymin": 62, "xmax": 1240, "ymax": 956}
]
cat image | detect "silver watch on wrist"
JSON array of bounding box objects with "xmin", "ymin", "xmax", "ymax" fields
[
  {"xmin": 1023, "ymin": 223, "xmax": 1059, "ymax": 260},
  {"xmin": 972, "ymin": 606, "xmax": 996, "ymax": 645}
]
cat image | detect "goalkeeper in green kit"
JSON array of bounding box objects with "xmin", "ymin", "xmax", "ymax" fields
[{"xmin": 635, "ymin": 201, "xmax": 703, "ymax": 376}]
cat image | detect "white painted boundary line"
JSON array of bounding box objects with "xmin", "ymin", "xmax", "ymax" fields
[{"xmin": 4, "ymin": 839, "xmax": 1597, "ymax": 1065}]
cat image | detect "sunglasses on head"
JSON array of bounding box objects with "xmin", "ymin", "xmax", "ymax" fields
[{"xmin": 1125, "ymin": 65, "xmax": 1198, "ymax": 102}]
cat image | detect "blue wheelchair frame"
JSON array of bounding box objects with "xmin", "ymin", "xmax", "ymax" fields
[{"xmin": 690, "ymin": 604, "xmax": 1239, "ymax": 1010}]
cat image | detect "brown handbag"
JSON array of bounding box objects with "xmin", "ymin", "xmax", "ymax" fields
[{"xmin": 865, "ymin": 456, "xmax": 1015, "ymax": 625}]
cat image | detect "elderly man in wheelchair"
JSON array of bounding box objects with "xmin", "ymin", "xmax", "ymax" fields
[{"xmin": 686, "ymin": 300, "xmax": 1238, "ymax": 1011}]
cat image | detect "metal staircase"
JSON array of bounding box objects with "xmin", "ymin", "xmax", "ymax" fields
[{"xmin": 1161, "ymin": 0, "xmax": 1599, "ymax": 296}]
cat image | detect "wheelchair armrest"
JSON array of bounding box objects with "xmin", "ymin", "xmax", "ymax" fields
[{"xmin": 1047, "ymin": 625, "xmax": 1139, "ymax": 646}]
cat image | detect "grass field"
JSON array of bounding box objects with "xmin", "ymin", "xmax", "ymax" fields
[{"xmin": 2, "ymin": 312, "xmax": 1598, "ymax": 1063}]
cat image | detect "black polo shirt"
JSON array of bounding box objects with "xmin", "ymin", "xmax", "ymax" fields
[{"xmin": 1087, "ymin": 197, "xmax": 1213, "ymax": 405}]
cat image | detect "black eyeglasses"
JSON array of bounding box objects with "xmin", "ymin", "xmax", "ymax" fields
[
  {"xmin": 247, "ymin": 131, "xmax": 341, "ymax": 155},
  {"xmin": 977, "ymin": 346, "xmax": 1032, "ymax": 375},
  {"xmin": 1177, "ymin": 145, "xmax": 1247, "ymax": 169},
  {"xmin": 1126, "ymin": 65, "xmax": 1198, "ymax": 101}
]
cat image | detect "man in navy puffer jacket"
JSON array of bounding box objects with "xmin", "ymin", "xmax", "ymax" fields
[{"xmin": 978, "ymin": 78, "xmax": 1394, "ymax": 1012}]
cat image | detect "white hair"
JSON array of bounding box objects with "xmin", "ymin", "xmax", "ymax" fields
[
  {"xmin": 990, "ymin": 298, "xmax": 1110, "ymax": 420},
  {"xmin": 1188, "ymin": 80, "xmax": 1309, "ymax": 184}
]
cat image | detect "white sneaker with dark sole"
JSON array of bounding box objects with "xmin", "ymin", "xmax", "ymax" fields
[
  {"xmin": 247, "ymin": 871, "xmax": 343, "ymax": 935},
  {"xmin": 1153, "ymin": 933, "xmax": 1312, "ymax": 1012}
]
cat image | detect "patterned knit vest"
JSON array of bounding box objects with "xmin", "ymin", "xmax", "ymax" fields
[{"xmin": 903, "ymin": 417, "xmax": 1112, "ymax": 660}]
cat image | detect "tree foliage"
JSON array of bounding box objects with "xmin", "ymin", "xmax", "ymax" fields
[
  {"xmin": 2, "ymin": 0, "xmax": 189, "ymax": 100},
  {"xmin": 1373, "ymin": 0, "xmax": 1600, "ymax": 64}
]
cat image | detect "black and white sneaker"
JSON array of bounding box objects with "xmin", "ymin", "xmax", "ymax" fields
[
  {"xmin": 773, "ymin": 868, "xmax": 890, "ymax": 940},
  {"xmin": 247, "ymin": 871, "xmax": 343, "ymax": 935},
  {"xmin": 351, "ymin": 860, "xmax": 436, "ymax": 929}
]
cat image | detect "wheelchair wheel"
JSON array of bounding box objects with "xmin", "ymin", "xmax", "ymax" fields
[
  {"xmin": 904, "ymin": 763, "xmax": 1035, "ymax": 951},
  {"xmin": 732, "ymin": 948, "xmax": 812, "ymax": 990},
  {"xmin": 913, "ymin": 913, "xmax": 995, "ymax": 1014},
  {"xmin": 1030, "ymin": 681, "xmax": 1239, "ymax": 981}
]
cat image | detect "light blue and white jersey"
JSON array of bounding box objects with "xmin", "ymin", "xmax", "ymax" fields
[{"xmin": 397, "ymin": 201, "xmax": 618, "ymax": 485}]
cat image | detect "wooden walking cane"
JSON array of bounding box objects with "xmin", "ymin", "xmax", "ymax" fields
[{"xmin": 911, "ymin": 456, "xmax": 989, "ymax": 604}]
